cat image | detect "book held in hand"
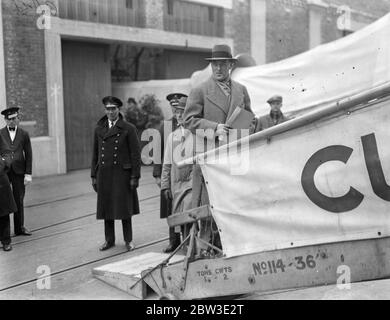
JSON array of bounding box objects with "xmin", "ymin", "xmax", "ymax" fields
[
  {"xmin": 218, "ymin": 107, "xmax": 254, "ymax": 141},
  {"xmin": 226, "ymin": 106, "xmax": 254, "ymax": 129}
]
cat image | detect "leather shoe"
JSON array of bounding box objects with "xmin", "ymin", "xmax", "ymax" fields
[
  {"xmin": 99, "ymin": 242, "xmax": 115, "ymax": 251},
  {"xmin": 125, "ymin": 241, "xmax": 135, "ymax": 251},
  {"xmin": 15, "ymin": 228, "xmax": 32, "ymax": 236},
  {"xmin": 3, "ymin": 244, "xmax": 12, "ymax": 252},
  {"xmin": 163, "ymin": 242, "xmax": 179, "ymax": 253}
]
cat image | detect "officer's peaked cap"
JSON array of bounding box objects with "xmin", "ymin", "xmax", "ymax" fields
[{"xmin": 102, "ymin": 96, "xmax": 123, "ymax": 107}]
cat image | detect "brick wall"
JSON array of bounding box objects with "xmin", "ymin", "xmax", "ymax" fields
[
  {"xmin": 322, "ymin": 0, "xmax": 390, "ymax": 18},
  {"xmin": 228, "ymin": 0, "xmax": 251, "ymax": 55},
  {"xmin": 2, "ymin": 0, "xmax": 48, "ymax": 137},
  {"xmin": 265, "ymin": 0, "xmax": 390, "ymax": 63},
  {"xmin": 319, "ymin": 0, "xmax": 390, "ymax": 45},
  {"xmin": 319, "ymin": 6, "xmax": 341, "ymax": 45},
  {"xmin": 144, "ymin": 0, "xmax": 164, "ymax": 29},
  {"xmin": 266, "ymin": 0, "xmax": 309, "ymax": 63}
]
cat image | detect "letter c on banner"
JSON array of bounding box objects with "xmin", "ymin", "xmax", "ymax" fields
[{"xmin": 301, "ymin": 145, "xmax": 364, "ymax": 213}]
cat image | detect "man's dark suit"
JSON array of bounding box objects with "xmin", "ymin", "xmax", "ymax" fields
[{"xmin": 0, "ymin": 127, "xmax": 32, "ymax": 235}]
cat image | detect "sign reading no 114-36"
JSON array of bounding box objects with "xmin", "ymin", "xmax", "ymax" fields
[{"xmin": 252, "ymin": 254, "xmax": 317, "ymax": 276}]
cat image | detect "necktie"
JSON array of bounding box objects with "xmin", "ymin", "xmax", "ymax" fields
[
  {"xmin": 9, "ymin": 127, "xmax": 15, "ymax": 132},
  {"xmin": 217, "ymin": 80, "xmax": 231, "ymax": 96}
]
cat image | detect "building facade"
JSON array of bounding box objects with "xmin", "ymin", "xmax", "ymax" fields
[{"xmin": 0, "ymin": 0, "xmax": 389, "ymax": 176}]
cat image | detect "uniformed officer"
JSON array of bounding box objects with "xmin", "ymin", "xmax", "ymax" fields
[
  {"xmin": 0, "ymin": 107, "xmax": 33, "ymax": 236},
  {"xmin": 91, "ymin": 96, "xmax": 141, "ymax": 251}
]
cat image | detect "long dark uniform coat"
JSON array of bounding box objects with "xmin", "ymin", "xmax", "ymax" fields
[
  {"xmin": 0, "ymin": 155, "xmax": 17, "ymax": 217},
  {"xmin": 91, "ymin": 114, "xmax": 141, "ymax": 220}
]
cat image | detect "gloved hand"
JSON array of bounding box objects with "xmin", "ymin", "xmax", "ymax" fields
[
  {"xmin": 163, "ymin": 189, "xmax": 172, "ymax": 200},
  {"xmin": 92, "ymin": 178, "xmax": 97, "ymax": 192},
  {"xmin": 130, "ymin": 178, "xmax": 139, "ymax": 190}
]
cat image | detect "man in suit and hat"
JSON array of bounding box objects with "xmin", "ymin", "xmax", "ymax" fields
[
  {"xmin": 158, "ymin": 93, "xmax": 192, "ymax": 253},
  {"xmin": 183, "ymin": 44, "xmax": 254, "ymax": 255},
  {"xmin": 0, "ymin": 107, "xmax": 33, "ymax": 236},
  {"xmin": 255, "ymin": 95, "xmax": 289, "ymax": 132},
  {"xmin": 91, "ymin": 96, "xmax": 141, "ymax": 251}
]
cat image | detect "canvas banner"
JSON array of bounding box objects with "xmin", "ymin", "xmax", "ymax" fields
[
  {"xmin": 201, "ymin": 99, "xmax": 390, "ymax": 258},
  {"xmin": 190, "ymin": 14, "xmax": 390, "ymax": 117}
]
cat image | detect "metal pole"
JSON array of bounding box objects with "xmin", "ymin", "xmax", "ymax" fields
[{"xmin": 178, "ymin": 81, "xmax": 390, "ymax": 168}]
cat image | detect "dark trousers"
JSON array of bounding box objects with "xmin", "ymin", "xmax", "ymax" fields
[
  {"xmin": 7, "ymin": 170, "xmax": 25, "ymax": 234},
  {"xmin": 104, "ymin": 219, "xmax": 132, "ymax": 244},
  {"xmin": 169, "ymin": 226, "xmax": 180, "ymax": 245},
  {"xmin": 0, "ymin": 215, "xmax": 11, "ymax": 245}
]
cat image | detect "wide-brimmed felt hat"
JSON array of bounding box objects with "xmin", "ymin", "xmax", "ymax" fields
[
  {"xmin": 1, "ymin": 107, "xmax": 20, "ymax": 119},
  {"xmin": 205, "ymin": 44, "xmax": 237, "ymax": 62},
  {"xmin": 102, "ymin": 96, "xmax": 123, "ymax": 107}
]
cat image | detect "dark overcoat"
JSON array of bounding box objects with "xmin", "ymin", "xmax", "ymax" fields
[
  {"xmin": 255, "ymin": 112, "xmax": 289, "ymax": 132},
  {"xmin": 91, "ymin": 114, "xmax": 141, "ymax": 220},
  {"xmin": 0, "ymin": 154, "xmax": 17, "ymax": 217}
]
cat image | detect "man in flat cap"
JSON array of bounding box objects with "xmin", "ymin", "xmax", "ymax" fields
[
  {"xmin": 255, "ymin": 95, "xmax": 289, "ymax": 132},
  {"xmin": 158, "ymin": 93, "xmax": 193, "ymax": 253},
  {"xmin": 91, "ymin": 96, "xmax": 141, "ymax": 251},
  {"xmin": 183, "ymin": 44, "xmax": 254, "ymax": 256},
  {"xmin": 0, "ymin": 107, "xmax": 33, "ymax": 236}
]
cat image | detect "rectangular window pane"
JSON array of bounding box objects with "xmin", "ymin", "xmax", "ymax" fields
[{"xmin": 167, "ymin": 0, "xmax": 174, "ymax": 15}]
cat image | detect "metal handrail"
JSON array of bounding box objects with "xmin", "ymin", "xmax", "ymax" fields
[{"xmin": 178, "ymin": 81, "xmax": 390, "ymax": 168}]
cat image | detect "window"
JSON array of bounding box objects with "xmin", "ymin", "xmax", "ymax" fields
[
  {"xmin": 167, "ymin": 0, "xmax": 174, "ymax": 15},
  {"xmin": 126, "ymin": 0, "xmax": 133, "ymax": 9}
]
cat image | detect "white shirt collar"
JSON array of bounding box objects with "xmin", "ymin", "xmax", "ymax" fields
[{"xmin": 109, "ymin": 119, "xmax": 118, "ymax": 127}]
